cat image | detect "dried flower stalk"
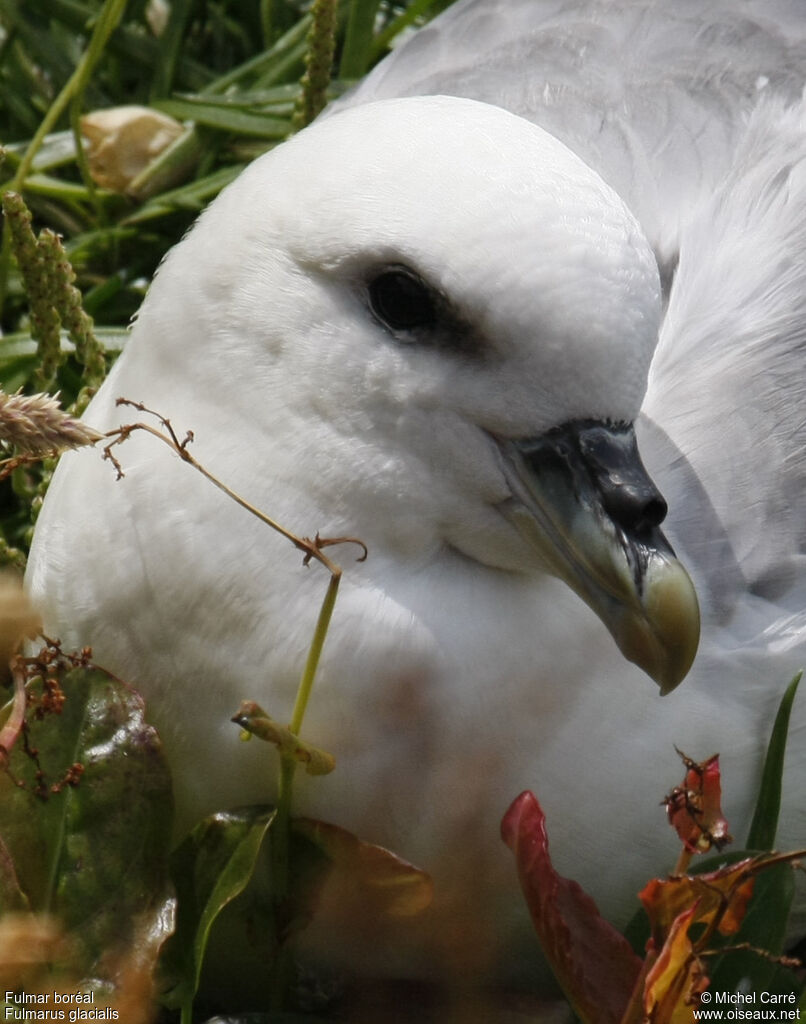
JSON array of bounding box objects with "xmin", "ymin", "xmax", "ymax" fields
[
  {"xmin": 2, "ymin": 192, "xmax": 107, "ymax": 398},
  {"xmin": 1, "ymin": 193, "xmax": 62, "ymax": 390},
  {"xmin": 36, "ymin": 229, "xmax": 106, "ymax": 391},
  {"xmin": 293, "ymin": 0, "xmax": 337, "ymax": 130}
]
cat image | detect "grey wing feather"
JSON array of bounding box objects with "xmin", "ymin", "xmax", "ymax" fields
[
  {"xmin": 641, "ymin": 98, "xmax": 806, "ymax": 639},
  {"xmin": 339, "ymin": 0, "xmax": 806, "ymax": 638},
  {"xmin": 339, "ymin": 0, "xmax": 806, "ymax": 262}
]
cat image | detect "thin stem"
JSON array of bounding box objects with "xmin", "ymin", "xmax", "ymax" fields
[
  {"xmin": 69, "ymin": 95, "xmax": 101, "ymax": 219},
  {"xmin": 273, "ymin": 758, "xmax": 297, "ymax": 884},
  {"xmin": 289, "ymin": 572, "xmax": 340, "ymax": 734},
  {"xmin": 673, "ymin": 847, "xmax": 693, "ymax": 876},
  {"xmin": 103, "ymin": 412, "xmax": 363, "ymax": 574}
]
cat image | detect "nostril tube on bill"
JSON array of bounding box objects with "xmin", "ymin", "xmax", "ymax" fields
[{"xmin": 600, "ymin": 482, "xmax": 668, "ymax": 535}]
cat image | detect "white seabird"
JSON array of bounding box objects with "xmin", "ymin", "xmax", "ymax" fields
[{"xmin": 26, "ymin": 0, "xmax": 806, "ymax": 998}]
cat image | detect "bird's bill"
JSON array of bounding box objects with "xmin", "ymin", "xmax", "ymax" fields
[{"xmin": 497, "ymin": 421, "xmax": 700, "ymax": 694}]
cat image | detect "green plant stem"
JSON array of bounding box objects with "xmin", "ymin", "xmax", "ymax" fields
[
  {"xmin": 0, "ymin": 0, "xmax": 129, "ymax": 316},
  {"xmin": 270, "ymin": 571, "xmax": 341, "ymax": 1011},
  {"xmin": 270, "ymin": 571, "xmax": 342, "ymax": 888}
]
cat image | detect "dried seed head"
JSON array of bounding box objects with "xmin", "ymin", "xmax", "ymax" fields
[{"xmin": 0, "ymin": 389, "xmax": 103, "ymax": 455}]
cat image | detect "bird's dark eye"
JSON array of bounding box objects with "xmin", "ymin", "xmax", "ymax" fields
[{"xmin": 368, "ymin": 267, "xmax": 438, "ymax": 332}]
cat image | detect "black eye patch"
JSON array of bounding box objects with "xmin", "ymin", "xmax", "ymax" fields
[{"xmin": 363, "ymin": 263, "xmax": 484, "ymax": 357}]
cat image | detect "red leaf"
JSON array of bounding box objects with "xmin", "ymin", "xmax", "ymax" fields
[
  {"xmin": 664, "ymin": 752, "xmax": 731, "ymax": 854},
  {"xmin": 501, "ymin": 791, "xmax": 642, "ymax": 1024}
]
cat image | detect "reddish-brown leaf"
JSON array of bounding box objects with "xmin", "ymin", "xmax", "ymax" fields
[
  {"xmin": 643, "ymin": 905, "xmax": 709, "ymax": 1023},
  {"xmin": 501, "ymin": 791, "xmax": 642, "ymax": 1024},
  {"xmin": 640, "ymin": 860, "xmax": 756, "ymax": 947},
  {"xmin": 293, "ymin": 817, "xmax": 434, "ymax": 918}
]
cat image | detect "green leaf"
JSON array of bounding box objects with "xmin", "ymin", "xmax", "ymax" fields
[
  {"xmin": 0, "ymin": 329, "xmax": 126, "ymax": 392},
  {"xmin": 622, "ymin": 902, "xmax": 650, "ymax": 959},
  {"xmin": 746, "ymin": 670, "xmax": 802, "ymax": 850},
  {"xmin": 173, "ymin": 85, "xmax": 299, "ymax": 111},
  {"xmin": 0, "ymin": 664, "xmax": 174, "ymax": 972},
  {"xmin": 158, "ymin": 805, "xmax": 276, "ymax": 1010},
  {"xmin": 706, "ymin": 860, "xmax": 797, "ymax": 997}
]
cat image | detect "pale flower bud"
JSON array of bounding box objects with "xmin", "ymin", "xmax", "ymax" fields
[{"xmin": 81, "ymin": 105, "xmax": 185, "ymax": 195}]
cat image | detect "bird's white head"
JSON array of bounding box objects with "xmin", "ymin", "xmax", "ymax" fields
[{"xmin": 114, "ymin": 95, "xmax": 698, "ymax": 690}]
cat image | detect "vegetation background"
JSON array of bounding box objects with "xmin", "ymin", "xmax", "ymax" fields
[{"xmin": 0, "ymin": 0, "xmax": 457, "ymax": 562}]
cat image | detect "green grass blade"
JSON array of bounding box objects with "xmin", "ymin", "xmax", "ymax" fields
[
  {"xmin": 340, "ymin": 0, "xmax": 383, "ymax": 79},
  {"xmin": 18, "ymin": 0, "xmax": 212, "ymax": 89},
  {"xmin": 202, "ymin": 13, "xmax": 313, "ymax": 95},
  {"xmin": 371, "ymin": 0, "xmax": 448, "ymax": 59},
  {"xmin": 154, "ymin": 98, "xmax": 290, "ymax": 138},
  {"xmin": 121, "ymin": 164, "xmax": 247, "ymax": 224},
  {"xmin": 150, "ymin": 0, "xmax": 195, "ymax": 100},
  {"xmin": 746, "ymin": 670, "xmax": 802, "ymax": 850}
]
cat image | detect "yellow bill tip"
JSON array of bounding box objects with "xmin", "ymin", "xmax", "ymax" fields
[{"xmin": 616, "ymin": 555, "xmax": 700, "ymax": 695}]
